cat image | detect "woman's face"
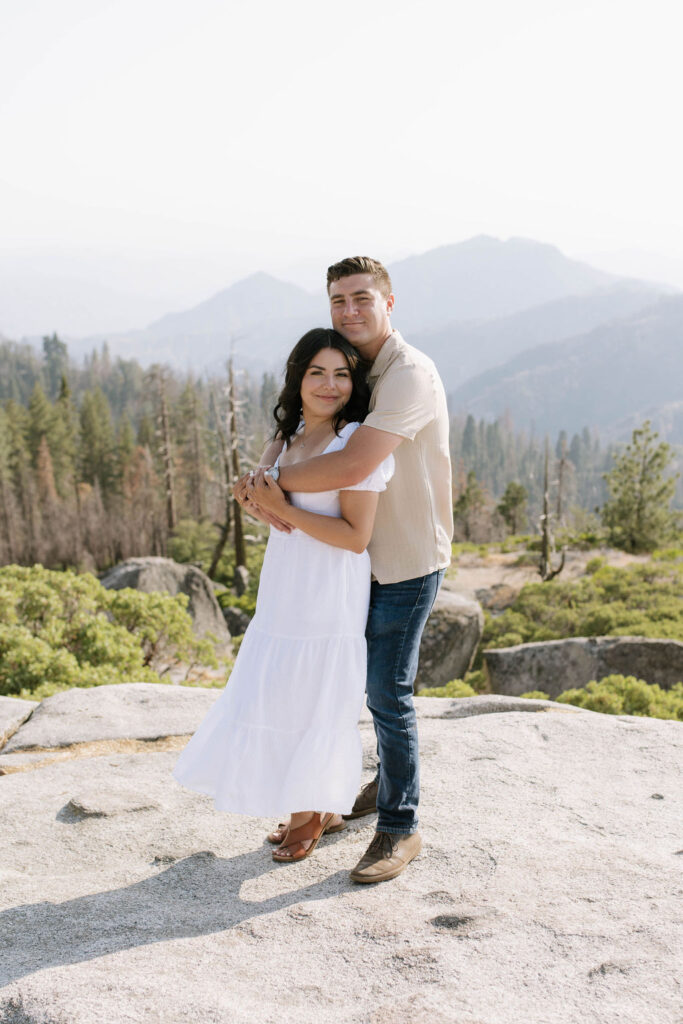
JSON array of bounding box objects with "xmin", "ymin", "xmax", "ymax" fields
[{"xmin": 300, "ymin": 346, "xmax": 353, "ymax": 421}]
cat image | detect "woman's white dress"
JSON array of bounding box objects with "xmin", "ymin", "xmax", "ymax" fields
[{"xmin": 172, "ymin": 422, "xmax": 394, "ymax": 817}]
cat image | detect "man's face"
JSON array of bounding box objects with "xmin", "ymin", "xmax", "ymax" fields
[{"xmin": 328, "ymin": 273, "xmax": 394, "ymax": 357}]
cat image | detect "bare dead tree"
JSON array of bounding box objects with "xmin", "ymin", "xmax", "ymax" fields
[
  {"xmin": 539, "ymin": 438, "xmax": 565, "ymax": 582},
  {"xmin": 556, "ymin": 435, "xmax": 568, "ymax": 526},
  {"xmin": 228, "ymin": 356, "xmax": 247, "ymax": 573},
  {"xmin": 153, "ymin": 368, "xmax": 177, "ymax": 531},
  {"xmin": 207, "ymin": 385, "xmax": 233, "ymax": 579}
]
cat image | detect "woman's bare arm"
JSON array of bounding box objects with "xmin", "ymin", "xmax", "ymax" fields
[
  {"xmin": 253, "ymin": 475, "xmax": 379, "ymax": 554},
  {"xmin": 274, "ymin": 425, "xmax": 402, "ymax": 493}
]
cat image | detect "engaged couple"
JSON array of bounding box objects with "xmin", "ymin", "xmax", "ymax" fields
[{"xmin": 173, "ymin": 256, "xmax": 453, "ymax": 884}]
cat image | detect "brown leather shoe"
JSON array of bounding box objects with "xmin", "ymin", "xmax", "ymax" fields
[
  {"xmin": 349, "ymin": 830, "xmax": 422, "ymax": 884},
  {"xmin": 342, "ymin": 778, "xmax": 378, "ymax": 820}
]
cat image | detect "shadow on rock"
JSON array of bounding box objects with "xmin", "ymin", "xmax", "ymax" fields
[{"xmin": 0, "ymin": 849, "xmax": 350, "ymax": 986}]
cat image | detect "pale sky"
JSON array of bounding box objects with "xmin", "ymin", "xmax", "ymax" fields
[{"xmin": 1, "ymin": 0, "xmax": 682, "ymax": 336}]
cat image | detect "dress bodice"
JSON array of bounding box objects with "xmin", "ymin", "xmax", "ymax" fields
[{"xmin": 274, "ymin": 422, "xmax": 393, "ymax": 520}]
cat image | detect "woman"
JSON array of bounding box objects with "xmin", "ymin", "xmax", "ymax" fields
[{"xmin": 172, "ymin": 328, "xmax": 393, "ymax": 863}]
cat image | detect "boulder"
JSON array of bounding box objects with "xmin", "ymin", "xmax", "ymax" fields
[
  {"xmin": 484, "ymin": 635, "xmax": 683, "ymax": 699},
  {"xmin": 0, "ymin": 690, "xmax": 680, "ymax": 1024},
  {"xmin": 415, "ymin": 590, "xmax": 484, "ymax": 690},
  {"xmin": 475, "ymin": 582, "xmax": 519, "ymax": 612},
  {"xmin": 222, "ymin": 605, "xmax": 252, "ymax": 636},
  {"xmin": 0, "ymin": 696, "xmax": 38, "ymax": 751},
  {"xmin": 100, "ymin": 557, "xmax": 231, "ymax": 650},
  {"xmin": 2, "ymin": 683, "xmax": 221, "ymax": 753}
]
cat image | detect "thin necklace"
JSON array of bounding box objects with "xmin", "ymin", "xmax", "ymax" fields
[{"xmin": 297, "ymin": 422, "xmax": 335, "ymax": 449}]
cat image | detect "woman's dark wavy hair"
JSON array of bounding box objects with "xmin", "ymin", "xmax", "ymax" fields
[{"xmin": 273, "ymin": 328, "xmax": 370, "ymax": 444}]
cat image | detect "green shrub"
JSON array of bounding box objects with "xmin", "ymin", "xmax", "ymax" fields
[
  {"xmin": 217, "ymin": 591, "xmax": 257, "ymax": 619},
  {"xmin": 483, "ymin": 560, "xmax": 683, "ymax": 650},
  {"xmin": 419, "ymin": 678, "xmax": 477, "ymax": 698},
  {"xmin": 0, "ymin": 565, "xmax": 220, "ymax": 697},
  {"xmin": 585, "ymin": 556, "xmax": 607, "ymax": 575},
  {"xmin": 520, "ymin": 690, "xmax": 551, "ymax": 700},
  {"xmin": 556, "ymin": 675, "xmax": 683, "ymax": 720}
]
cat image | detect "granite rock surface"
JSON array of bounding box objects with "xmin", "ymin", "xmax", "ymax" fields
[{"xmin": 0, "ymin": 685, "xmax": 680, "ymax": 1024}]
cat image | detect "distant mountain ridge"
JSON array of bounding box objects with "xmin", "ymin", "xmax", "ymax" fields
[
  {"xmin": 389, "ymin": 235, "xmax": 619, "ymax": 333},
  {"xmin": 449, "ymin": 295, "xmax": 683, "ymax": 441},
  {"xmin": 67, "ymin": 236, "xmax": 668, "ymax": 375},
  {"xmin": 25, "ymin": 236, "xmax": 679, "ymax": 439}
]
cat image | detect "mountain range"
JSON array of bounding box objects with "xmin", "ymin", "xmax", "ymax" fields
[{"xmin": 18, "ymin": 236, "xmax": 681, "ymax": 441}]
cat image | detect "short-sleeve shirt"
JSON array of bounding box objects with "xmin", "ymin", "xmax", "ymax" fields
[{"xmin": 363, "ymin": 331, "xmax": 453, "ymax": 584}]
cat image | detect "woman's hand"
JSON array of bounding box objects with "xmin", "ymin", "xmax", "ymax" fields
[
  {"xmin": 251, "ymin": 471, "xmax": 292, "ymax": 519},
  {"xmin": 235, "ymin": 468, "xmax": 292, "ymax": 532},
  {"xmin": 232, "ymin": 469, "xmax": 254, "ymax": 506}
]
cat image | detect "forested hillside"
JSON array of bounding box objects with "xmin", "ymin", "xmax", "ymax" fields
[{"xmin": 0, "ymin": 335, "xmax": 634, "ymax": 570}]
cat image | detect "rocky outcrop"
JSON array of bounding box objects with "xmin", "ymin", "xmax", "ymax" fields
[
  {"xmin": 415, "ymin": 590, "xmax": 484, "ymax": 690},
  {"xmin": 0, "ymin": 696, "xmax": 38, "ymax": 749},
  {"xmin": 100, "ymin": 557, "xmax": 232, "ymax": 650},
  {"xmin": 1, "ymin": 683, "xmax": 220, "ymax": 755},
  {"xmin": 484, "ymin": 635, "xmax": 683, "ymax": 698},
  {"xmin": 222, "ymin": 605, "xmax": 252, "ymax": 636},
  {"xmin": 0, "ymin": 683, "xmax": 680, "ymax": 1024}
]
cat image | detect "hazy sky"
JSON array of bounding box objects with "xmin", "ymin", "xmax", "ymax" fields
[{"xmin": 1, "ymin": 0, "xmax": 681, "ymax": 336}]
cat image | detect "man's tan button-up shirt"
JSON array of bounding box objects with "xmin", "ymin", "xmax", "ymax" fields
[{"xmin": 363, "ymin": 331, "xmax": 453, "ymax": 584}]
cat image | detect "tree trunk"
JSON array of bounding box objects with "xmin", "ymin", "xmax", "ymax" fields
[
  {"xmin": 228, "ymin": 358, "xmax": 247, "ymax": 571},
  {"xmin": 156, "ymin": 371, "xmax": 177, "ymax": 531},
  {"xmin": 207, "ymin": 387, "xmax": 233, "ymax": 579}
]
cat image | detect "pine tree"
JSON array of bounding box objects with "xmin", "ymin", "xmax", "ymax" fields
[
  {"xmin": 497, "ymin": 482, "xmax": 528, "ymax": 534},
  {"xmin": 42, "ymin": 334, "xmax": 69, "ymax": 400},
  {"xmin": 79, "ymin": 387, "xmax": 116, "ymax": 496},
  {"xmin": 453, "ymin": 470, "xmax": 486, "ymax": 541},
  {"xmin": 601, "ymin": 421, "xmax": 680, "ymax": 552},
  {"xmin": 27, "ymin": 382, "xmax": 54, "ymax": 466}
]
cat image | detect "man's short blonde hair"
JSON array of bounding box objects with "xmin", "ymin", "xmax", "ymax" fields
[{"xmin": 326, "ymin": 256, "xmax": 392, "ymax": 298}]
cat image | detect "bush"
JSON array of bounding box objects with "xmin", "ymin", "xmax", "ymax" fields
[
  {"xmin": 556, "ymin": 675, "xmax": 683, "ymax": 720},
  {"xmin": 0, "ymin": 565, "xmax": 220, "ymax": 698},
  {"xmin": 419, "ymin": 678, "xmax": 477, "ymax": 699},
  {"xmin": 483, "ymin": 560, "xmax": 683, "ymax": 650},
  {"xmin": 520, "ymin": 690, "xmax": 551, "ymax": 700}
]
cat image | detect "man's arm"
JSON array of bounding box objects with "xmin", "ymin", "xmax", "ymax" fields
[{"xmin": 268, "ymin": 426, "xmax": 403, "ymax": 494}]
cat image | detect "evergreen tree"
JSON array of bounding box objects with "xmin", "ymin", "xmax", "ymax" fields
[
  {"xmin": 52, "ymin": 373, "xmax": 80, "ymax": 495},
  {"xmin": 27, "ymin": 382, "xmax": 55, "ymax": 466},
  {"xmin": 497, "ymin": 482, "xmax": 528, "ymax": 534},
  {"xmin": 453, "ymin": 470, "xmax": 487, "ymax": 541},
  {"xmin": 601, "ymin": 421, "xmax": 680, "ymax": 552},
  {"xmin": 42, "ymin": 334, "xmax": 69, "ymax": 400},
  {"xmin": 79, "ymin": 387, "xmax": 116, "ymax": 495}
]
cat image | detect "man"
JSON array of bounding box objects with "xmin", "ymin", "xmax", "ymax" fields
[{"xmin": 238, "ymin": 256, "xmax": 452, "ymax": 883}]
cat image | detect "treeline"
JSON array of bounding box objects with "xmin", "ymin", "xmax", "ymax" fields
[
  {"xmin": 449, "ymin": 413, "xmax": 615, "ymax": 541},
  {"xmin": 2, "ymin": 335, "xmax": 671, "ymax": 570},
  {"xmin": 0, "ymin": 336, "xmax": 278, "ymax": 571}
]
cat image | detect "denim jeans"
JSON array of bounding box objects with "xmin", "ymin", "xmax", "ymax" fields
[{"xmin": 365, "ymin": 568, "xmax": 445, "ymax": 835}]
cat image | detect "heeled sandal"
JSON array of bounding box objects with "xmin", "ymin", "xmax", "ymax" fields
[
  {"xmin": 272, "ymin": 812, "xmax": 336, "ymax": 863},
  {"xmin": 267, "ymin": 817, "xmax": 347, "ymax": 845}
]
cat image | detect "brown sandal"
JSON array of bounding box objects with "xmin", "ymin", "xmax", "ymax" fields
[
  {"xmin": 272, "ymin": 812, "xmax": 336, "ymax": 863},
  {"xmin": 267, "ymin": 817, "xmax": 347, "ymax": 845}
]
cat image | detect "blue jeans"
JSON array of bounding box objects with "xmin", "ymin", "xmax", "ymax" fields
[{"xmin": 365, "ymin": 569, "xmax": 445, "ymax": 835}]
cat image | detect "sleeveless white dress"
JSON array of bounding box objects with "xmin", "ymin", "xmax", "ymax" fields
[{"xmin": 172, "ymin": 422, "xmax": 394, "ymax": 817}]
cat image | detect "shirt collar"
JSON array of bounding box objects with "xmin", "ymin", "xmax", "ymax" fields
[{"xmin": 367, "ymin": 330, "xmax": 403, "ymax": 383}]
